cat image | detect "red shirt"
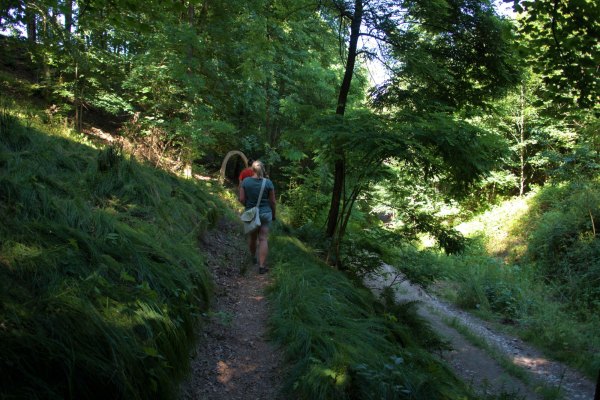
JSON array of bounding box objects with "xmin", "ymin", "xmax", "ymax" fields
[{"xmin": 239, "ymin": 167, "xmax": 253, "ymax": 183}]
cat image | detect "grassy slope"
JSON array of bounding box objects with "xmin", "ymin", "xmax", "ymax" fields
[
  {"xmin": 267, "ymin": 234, "xmax": 478, "ymax": 400},
  {"xmin": 0, "ymin": 105, "xmax": 220, "ymax": 399}
]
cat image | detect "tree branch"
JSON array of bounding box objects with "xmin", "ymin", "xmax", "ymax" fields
[{"xmin": 358, "ymin": 31, "xmax": 395, "ymax": 46}]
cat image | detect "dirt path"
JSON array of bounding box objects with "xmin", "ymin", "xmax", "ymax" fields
[
  {"xmin": 178, "ymin": 216, "xmax": 595, "ymax": 400},
  {"xmin": 179, "ymin": 218, "xmax": 283, "ymax": 400},
  {"xmin": 364, "ymin": 264, "xmax": 596, "ymax": 400}
]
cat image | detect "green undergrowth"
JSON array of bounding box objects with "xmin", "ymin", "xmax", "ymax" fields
[
  {"xmin": 0, "ymin": 108, "xmax": 220, "ymax": 399},
  {"xmin": 396, "ymin": 189, "xmax": 600, "ymax": 378},
  {"xmin": 267, "ymin": 234, "xmax": 478, "ymax": 400},
  {"xmin": 394, "ymin": 241, "xmax": 600, "ymax": 379}
]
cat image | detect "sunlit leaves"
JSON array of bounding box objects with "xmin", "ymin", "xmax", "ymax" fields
[
  {"xmin": 515, "ymin": 0, "xmax": 600, "ymax": 110},
  {"xmin": 374, "ymin": 0, "xmax": 521, "ymax": 112}
]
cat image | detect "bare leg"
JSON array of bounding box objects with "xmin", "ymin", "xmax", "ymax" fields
[
  {"xmin": 258, "ymin": 225, "xmax": 270, "ymax": 268},
  {"xmin": 249, "ymin": 230, "xmax": 258, "ymax": 261}
]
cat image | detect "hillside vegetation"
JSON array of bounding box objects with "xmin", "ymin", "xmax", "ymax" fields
[
  {"xmin": 409, "ymin": 187, "xmax": 600, "ymax": 378},
  {"xmin": 0, "ymin": 102, "xmax": 219, "ymax": 399},
  {"xmin": 268, "ymin": 235, "xmax": 474, "ymax": 399}
]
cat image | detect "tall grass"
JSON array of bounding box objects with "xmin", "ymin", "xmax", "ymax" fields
[
  {"xmin": 0, "ymin": 108, "xmax": 219, "ymax": 399},
  {"xmin": 267, "ymin": 235, "xmax": 475, "ymax": 400}
]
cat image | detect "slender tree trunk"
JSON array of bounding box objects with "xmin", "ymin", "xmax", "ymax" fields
[
  {"xmin": 519, "ymin": 85, "xmax": 526, "ymax": 196},
  {"xmin": 197, "ymin": 0, "xmax": 209, "ymax": 29},
  {"xmin": 326, "ymin": 0, "xmax": 363, "ymax": 239},
  {"xmin": 517, "ymin": 84, "xmax": 526, "ymax": 196},
  {"xmin": 519, "ymin": 129, "xmax": 525, "ymax": 196},
  {"xmin": 265, "ymin": 77, "xmax": 271, "ymax": 143},
  {"xmin": 186, "ymin": 3, "xmax": 195, "ymax": 60},
  {"xmin": 64, "ymin": 0, "xmax": 73, "ymax": 37},
  {"xmin": 74, "ymin": 62, "xmax": 82, "ymax": 132},
  {"xmin": 25, "ymin": 5, "xmax": 37, "ymax": 44}
]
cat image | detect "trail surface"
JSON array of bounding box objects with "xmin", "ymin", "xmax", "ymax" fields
[
  {"xmin": 180, "ymin": 218, "xmax": 283, "ymax": 400},
  {"xmin": 364, "ymin": 264, "xmax": 596, "ymax": 400}
]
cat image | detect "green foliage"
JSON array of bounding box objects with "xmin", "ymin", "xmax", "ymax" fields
[
  {"xmin": 387, "ymin": 244, "xmax": 451, "ymax": 288},
  {"xmin": 268, "ymin": 235, "xmax": 474, "ymax": 400},
  {"xmin": 453, "ymin": 253, "xmax": 533, "ymax": 318},
  {"xmin": 524, "ymin": 181, "xmax": 600, "ymax": 311},
  {"xmin": 405, "ymin": 239, "xmax": 600, "ymax": 377},
  {"xmin": 516, "ymin": 0, "xmax": 600, "ymax": 109},
  {"xmin": 375, "ymin": 0, "xmax": 521, "ymax": 111},
  {"xmin": 423, "ymin": 187, "xmax": 600, "ymax": 377},
  {"xmin": 281, "ymin": 163, "xmax": 331, "ymax": 228},
  {"xmin": 3, "ymin": 0, "xmax": 599, "ymax": 389},
  {"xmin": 0, "ymin": 109, "xmax": 219, "ymax": 399}
]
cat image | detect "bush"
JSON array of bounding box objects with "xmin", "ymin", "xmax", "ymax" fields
[
  {"xmin": 525, "ymin": 181, "xmax": 600, "ymax": 311},
  {"xmin": 280, "ymin": 165, "xmax": 330, "ymax": 228},
  {"xmin": 430, "ymin": 243, "xmax": 534, "ymax": 319}
]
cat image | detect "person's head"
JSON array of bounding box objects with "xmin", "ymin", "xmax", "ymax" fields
[{"xmin": 251, "ymin": 160, "xmax": 265, "ymax": 178}]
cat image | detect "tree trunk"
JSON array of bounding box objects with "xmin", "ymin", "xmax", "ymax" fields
[
  {"xmin": 186, "ymin": 3, "xmax": 195, "ymax": 61},
  {"xmin": 25, "ymin": 4, "xmax": 37, "ymax": 44},
  {"xmin": 325, "ymin": 0, "xmax": 363, "ymax": 239},
  {"xmin": 265, "ymin": 77, "xmax": 271, "ymax": 144},
  {"xmin": 74, "ymin": 62, "xmax": 83, "ymax": 132},
  {"xmin": 517, "ymin": 84, "xmax": 526, "ymax": 196},
  {"xmin": 64, "ymin": 0, "xmax": 73, "ymax": 37}
]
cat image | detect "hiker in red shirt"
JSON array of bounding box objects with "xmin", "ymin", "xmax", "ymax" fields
[{"xmin": 238, "ymin": 159, "xmax": 254, "ymax": 187}]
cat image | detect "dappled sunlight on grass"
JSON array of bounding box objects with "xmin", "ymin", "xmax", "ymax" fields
[
  {"xmin": 267, "ymin": 235, "xmax": 475, "ymax": 399},
  {"xmin": 456, "ymin": 194, "xmax": 533, "ymax": 260},
  {"xmin": 0, "ymin": 241, "xmax": 43, "ymax": 268},
  {"xmin": 320, "ymin": 367, "xmax": 348, "ymax": 386},
  {"xmin": 0, "ymin": 110, "xmax": 220, "ymax": 398}
]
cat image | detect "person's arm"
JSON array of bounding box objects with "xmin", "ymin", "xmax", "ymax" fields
[
  {"xmin": 238, "ymin": 169, "xmax": 247, "ymax": 189},
  {"xmin": 239, "ymin": 185, "xmax": 246, "ymax": 206},
  {"xmin": 269, "ymin": 188, "xmax": 276, "ymax": 220}
]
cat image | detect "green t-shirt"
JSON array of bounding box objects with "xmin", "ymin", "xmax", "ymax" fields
[{"xmin": 242, "ymin": 178, "xmax": 274, "ymax": 214}]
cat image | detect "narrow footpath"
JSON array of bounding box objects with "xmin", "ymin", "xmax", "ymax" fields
[{"xmin": 180, "ymin": 218, "xmax": 284, "ymax": 400}]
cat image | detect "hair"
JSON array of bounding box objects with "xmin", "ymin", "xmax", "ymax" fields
[{"xmin": 251, "ymin": 160, "xmax": 265, "ymax": 178}]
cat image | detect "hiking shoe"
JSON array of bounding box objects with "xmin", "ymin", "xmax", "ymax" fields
[{"xmin": 259, "ymin": 266, "xmax": 269, "ymax": 274}]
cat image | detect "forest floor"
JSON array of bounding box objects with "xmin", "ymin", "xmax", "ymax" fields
[{"xmin": 180, "ymin": 215, "xmax": 596, "ymax": 400}]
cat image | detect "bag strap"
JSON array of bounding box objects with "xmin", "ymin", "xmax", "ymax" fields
[{"xmin": 256, "ymin": 178, "xmax": 267, "ymax": 207}]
